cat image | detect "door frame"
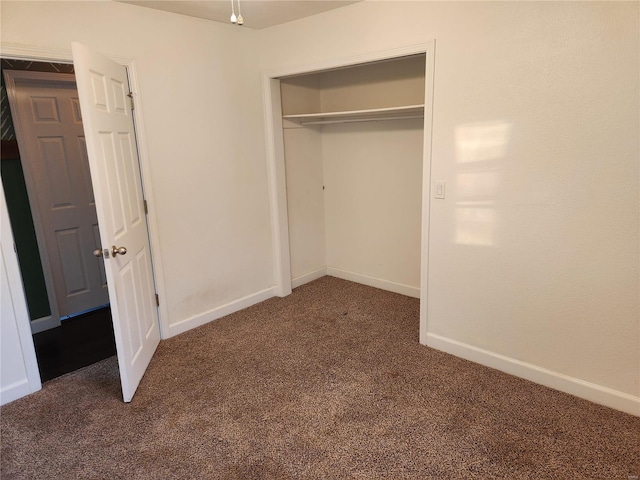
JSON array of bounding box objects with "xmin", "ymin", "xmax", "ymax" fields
[
  {"xmin": 261, "ymin": 41, "xmax": 435, "ymax": 343},
  {"xmin": 3, "ymin": 69, "xmax": 103, "ymax": 333},
  {"xmin": 1, "ymin": 44, "xmax": 168, "ymax": 386},
  {"xmin": 1, "ymin": 180, "xmax": 42, "ymax": 401}
]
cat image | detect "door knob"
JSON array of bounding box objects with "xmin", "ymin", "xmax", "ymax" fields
[
  {"xmin": 93, "ymin": 248, "xmax": 103, "ymax": 258},
  {"xmin": 112, "ymin": 245, "xmax": 127, "ymax": 256}
]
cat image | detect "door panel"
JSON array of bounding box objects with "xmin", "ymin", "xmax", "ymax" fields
[
  {"xmin": 4, "ymin": 70, "xmax": 110, "ymax": 319},
  {"xmin": 72, "ymin": 43, "xmax": 160, "ymax": 402},
  {"xmin": 56, "ymin": 227, "xmax": 88, "ymax": 295}
]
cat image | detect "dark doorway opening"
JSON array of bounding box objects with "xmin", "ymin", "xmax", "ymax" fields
[
  {"xmin": 33, "ymin": 306, "xmax": 116, "ymax": 382},
  {"xmin": 1, "ymin": 58, "xmax": 117, "ymax": 382}
]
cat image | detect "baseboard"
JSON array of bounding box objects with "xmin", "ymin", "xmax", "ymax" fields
[
  {"xmin": 291, "ymin": 267, "xmax": 327, "ymax": 289},
  {"xmin": 1, "ymin": 378, "xmax": 40, "ymax": 406},
  {"xmin": 326, "ymin": 267, "xmax": 420, "ymax": 298},
  {"xmin": 30, "ymin": 315, "xmax": 59, "ymax": 334},
  {"xmin": 166, "ymin": 287, "xmax": 277, "ymax": 338},
  {"xmin": 425, "ymin": 333, "xmax": 640, "ymax": 417}
]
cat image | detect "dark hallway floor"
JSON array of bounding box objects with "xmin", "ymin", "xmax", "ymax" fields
[{"xmin": 32, "ymin": 307, "xmax": 116, "ymax": 382}]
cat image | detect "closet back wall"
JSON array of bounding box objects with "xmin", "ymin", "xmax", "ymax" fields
[{"xmin": 323, "ymin": 120, "xmax": 423, "ymax": 295}]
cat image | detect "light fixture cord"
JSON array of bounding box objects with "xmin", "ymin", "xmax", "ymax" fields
[{"xmin": 230, "ymin": 0, "xmax": 236, "ymax": 23}]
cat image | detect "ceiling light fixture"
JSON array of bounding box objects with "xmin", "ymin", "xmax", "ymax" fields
[
  {"xmin": 237, "ymin": 0, "xmax": 244, "ymax": 25},
  {"xmin": 230, "ymin": 0, "xmax": 244, "ymax": 26}
]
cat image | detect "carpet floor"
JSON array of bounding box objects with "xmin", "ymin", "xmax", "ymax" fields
[{"xmin": 1, "ymin": 277, "xmax": 638, "ymax": 479}]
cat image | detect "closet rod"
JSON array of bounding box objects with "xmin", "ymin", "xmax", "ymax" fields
[{"xmin": 299, "ymin": 115, "xmax": 424, "ymax": 126}]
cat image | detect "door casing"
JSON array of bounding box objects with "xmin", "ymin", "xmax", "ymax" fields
[
  {"xmin": 261, "ymin": 41, "xmax": 436, "ymax": 343},
  {"xmin": 4, "ymin": 70, "xmax": 110, "ymax": 331}
]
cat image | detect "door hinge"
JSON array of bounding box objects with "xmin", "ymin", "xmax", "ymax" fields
[
  {"xmin": 143, "ymin": 199, "xmax": 148, "ymax": 215},
  {"xmin": 155, "ymin": 293, "xmax": 159, "ymax": 306},
  {"xmin": 127, "ymin": 92, "xmax": 134, "ymax": 110}
]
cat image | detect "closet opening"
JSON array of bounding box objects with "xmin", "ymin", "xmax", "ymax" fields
[{"xmin": 264, "ymin": 44, "xmax": 435, "ymax": 342}]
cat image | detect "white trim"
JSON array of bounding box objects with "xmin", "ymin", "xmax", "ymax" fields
[
  {"xmin": 125, "ymin": 60, "xmax": 169, "ymax": 339},
  {"xmin": 165, "ymin": 287, "xmax": 277, "ymax": 338},
  {"xmin": 1, "ymin": 182, "xmax": 42, "ymax": 404},
  {"xmin": 291, "ymin": 267, "xmax": 327, "ymax": 289},
  {"xmin": 426, "ymin": 333, "xmax": 640, "ymax": 417},
  {"xmin": 327, "ymin": 267, "xmax": 420, "ymax": 299},
  {"xmin": 262, "ymin": 41, "xmax": 435, "ymax": 340},
  {"xmin": 262, "ymin": 76, "xmax": 292, "ymax": 297},
  {"xmin": 29, "ymin": 315, "xmax": 58, "ymax": 334},
  {"xmin": 0, "ymin": 43, "xmax": 168, "ymax": 339},
  {"xmin": 0, "ymin": 42, "xmax": 134, "ymax": 67},
  {"xmin": 1, "ymin": 43, "xmax": 73, "ymax": 63},
  {"xmin": 419, "ymin": 41, "xmax": 436, "ymax": 344},
  {"xmin": 0, "ymin": 379, "xmax": 33, "ymax": 406},
  {"xmin": 264, "ymin": 42, "xmax": 437, "ymax": 80}
]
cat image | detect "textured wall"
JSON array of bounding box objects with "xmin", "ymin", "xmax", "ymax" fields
[
  {"xmin": 256, "ymin": 1, "xmax": 640, "ymax": 408},
  {"xmin": 1, "ymin": 1, "xmax": 273, "ymax": 338}
]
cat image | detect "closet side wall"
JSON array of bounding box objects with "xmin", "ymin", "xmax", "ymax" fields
[
  {"xmin": 281, "ymin": 79, "xmax": 326, "ymax": 282},
  {"xmin": 283, "ymin": 127, "xmax": 326, "ymax": 282}
]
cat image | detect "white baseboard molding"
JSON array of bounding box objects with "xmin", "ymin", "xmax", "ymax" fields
[
  {"xmin": 326, "ymin": 267, "xmax": 420, "ymax": 298},
  {"xmin": 291, "ymin": 267, "xmax": 327, "ymax": 289},
  {"xmin": 425, "ymin": 333, "xmax": 640, "ymax": 417},
  {"xmin": 1, "ymin": 378, "xmax": 40, "ymax": 406},
  {"xmin": 166, "ymin": 287, "xmax": 277, "ymax": 339},
  {"xmin": 30, "ymin": 315, "xmax": 60, "ymax": 334}
]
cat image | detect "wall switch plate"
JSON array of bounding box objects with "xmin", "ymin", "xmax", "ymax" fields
[{"xmin": 435, "ymin": 181, "xmax": 446, "ymax": 199}]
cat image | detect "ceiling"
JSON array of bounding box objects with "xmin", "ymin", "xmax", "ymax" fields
[{"xmin": 118, "ymin": 1, "xmax": 362, "ymax": 30}]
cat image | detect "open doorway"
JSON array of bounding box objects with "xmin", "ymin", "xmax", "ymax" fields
[{"xmin": 1, "ymin": 59, "xmax": 116, "ymax": 381}]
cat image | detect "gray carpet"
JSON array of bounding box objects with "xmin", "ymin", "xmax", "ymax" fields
[{"xmin": 2, "ymin": 277, "xmax": 638, "ymax": 479}]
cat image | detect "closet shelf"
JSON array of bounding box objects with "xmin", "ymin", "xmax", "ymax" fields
[{"xmin": 282, "ymin": 104, "xmax": 424, "ymax": 126}]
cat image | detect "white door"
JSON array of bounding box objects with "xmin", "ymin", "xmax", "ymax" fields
[
  {"xmin": 71, "ymin": 43, "xmax": 160, "ymax": 402},
  {"xmin": 4, "ymin": 71, "xmax": 109, "ymax": 326}
]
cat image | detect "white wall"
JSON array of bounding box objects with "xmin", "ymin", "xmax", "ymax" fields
[
  {"xmin": 1, "ymin": 1, "xmax": 276, "ymax": 338},
  {"xmin": 283, "ymin": 125, "xmax": 326, "ymax": 284},
  {"xmin": 2, "ymin": 0, "xmax": 637, "ymax": 415},
  {"xmin": 323, "ymin": 120, "xmax": 423, "ymax": 295},
  {"xmin": 279, "ymin": 73, "xmax": 326, "ymax": 284},
  {"xmin": 257, "ymin": 1, "xmax": 639, "ymax": 414}
]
